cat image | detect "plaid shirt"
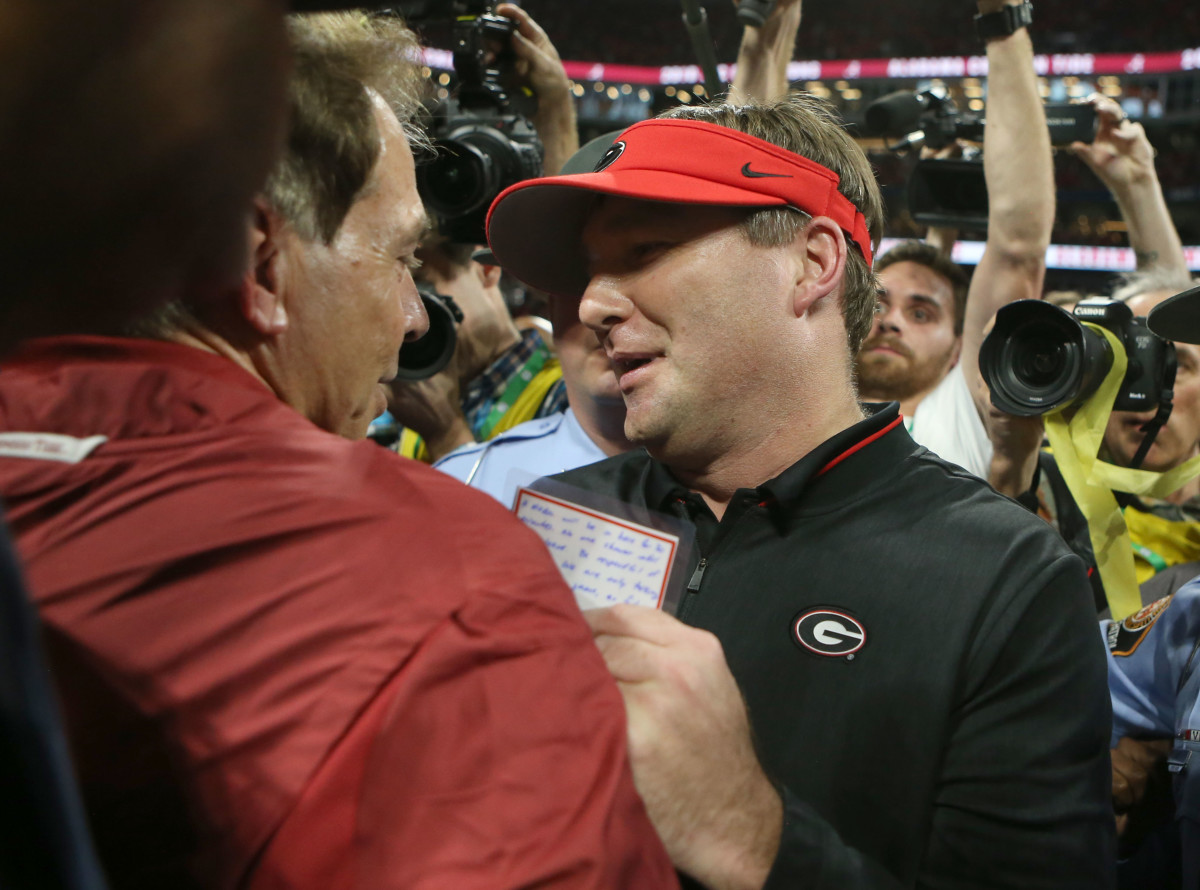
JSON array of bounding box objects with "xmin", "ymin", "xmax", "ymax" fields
[{"xmin": 462, "ymin": 328, "xmax": 566, "ymax": 438}]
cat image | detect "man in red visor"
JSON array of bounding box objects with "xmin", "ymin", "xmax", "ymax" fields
[{"xmin": 486, "ymin": 94, "xmax": 1115, "ymax": 889}]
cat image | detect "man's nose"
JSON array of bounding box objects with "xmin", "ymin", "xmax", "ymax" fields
[
  {"xmin": 874, "ymin": 303, "xmax": 901, "ymax": 334},
  {"xmin": 403, "ymin": 275, "xmax": 430, "ymax": 343},
  {"xmin": 579, "ymin": 274, "xmax": 633, "ymax": 335}
]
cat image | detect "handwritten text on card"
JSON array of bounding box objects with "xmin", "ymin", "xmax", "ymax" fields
[{"xmin": 514, "ymin": 488, "xmax": 678, "ymax": 611}]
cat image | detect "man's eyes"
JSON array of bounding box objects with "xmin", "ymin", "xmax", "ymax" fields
[{"xmin": 632, "ymin": 241, "xmax": 670, "ymax": 260}]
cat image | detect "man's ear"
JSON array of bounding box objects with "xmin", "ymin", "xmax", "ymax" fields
[
  {"xmin": 239, "ymin": 197, "xmax": 288, "ymax": 336},
  {"xmin": 948, "ymin": 335, "xmax": 964, "ymax": 370},
  {"xmin": 475, "ymin": 260, "xmax": 502, "ymax": 290},
  {"xmin": 791, "ymin": 216, "xmax": 849, "ymax": 318}
]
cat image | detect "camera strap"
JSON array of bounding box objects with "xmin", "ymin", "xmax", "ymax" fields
[
  {"xmin": 1044, "ymin": 324, "xmax": 1200, "ymax": 620},
  {"xmin": 1129, "ymin": 345, "xmax": 1178, "ymax": 470}
]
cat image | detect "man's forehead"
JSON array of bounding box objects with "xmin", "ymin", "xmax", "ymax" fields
[
  {"xmin": 878, "ymin": 261, "xmax": 954, "ymax": 304},
  {"xmin": 583, "ymin": 195, "xmax": 748, "ymax": 239},
  {"xmin": 587, "ymin": 196, "xmax": 693, "ymax": 231}
]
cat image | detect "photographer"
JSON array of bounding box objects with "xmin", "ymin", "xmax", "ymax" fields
[
  {"xmin": 389, "ymin": 2, "xmax": 576, "ymax": 462},
  {"xmin": 856, "ymin": 0, "xmax": 1054, "ymax": 480},
  {"xmin": 986, "ymin": 94, "xmax": 1199, "ymax": 611}
]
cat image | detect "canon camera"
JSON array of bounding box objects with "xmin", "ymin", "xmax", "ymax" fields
[{"xmin": 979, "ymin": 298, "xmax": 1175, "ymax": 417}]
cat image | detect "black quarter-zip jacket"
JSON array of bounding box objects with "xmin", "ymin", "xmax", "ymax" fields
[{"xmin": 555, "ymin": 403, "xmax": 1115, "ymax": 889}]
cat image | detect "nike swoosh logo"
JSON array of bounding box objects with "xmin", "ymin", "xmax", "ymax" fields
[{"xmin": 741, "ymin": 163, "xmax": 792, "ymax": 179}]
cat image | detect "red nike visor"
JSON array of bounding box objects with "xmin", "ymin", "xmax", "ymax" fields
[{"xmin": 485, "ymin": 117, "xmax": 876, "ymax": 299}]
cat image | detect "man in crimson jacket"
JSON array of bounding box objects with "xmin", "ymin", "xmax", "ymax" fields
[{"xmin": 0, "ymin": 11, "xmax": 674, "ymax": 890}]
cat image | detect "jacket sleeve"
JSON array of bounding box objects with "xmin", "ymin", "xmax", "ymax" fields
[{"xmin": 764, "ymin": 555, "xmax": 1115, "ymax": 889}]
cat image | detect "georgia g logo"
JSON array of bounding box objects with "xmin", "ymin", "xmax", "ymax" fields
[
  {"xmin": 792, "ymin": 608, "xmax": 866, "ymax": 658},
  {"xmin": 593, "ymin": 141, "xmax": 626, "ymax": 172}
]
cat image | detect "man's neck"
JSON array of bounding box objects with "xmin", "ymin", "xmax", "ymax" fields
[
  {"xmin": 166, "ymin": 326, "xmax": 268, "ymax": 387},
  {"xmin": 572, "ymin": 398, "xmax": 633, "ymax": 458},
  {"xmin": 669, "ymin": 393, "xmax": 866, "ymax": 521}
]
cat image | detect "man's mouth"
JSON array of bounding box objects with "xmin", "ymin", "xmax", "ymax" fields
[
  {"xmin": 862, "ymin": 339, "xmax": 910, "ymax": 359},
  {"xmin": 610, "ymin": 352, "xmax": 658, "ymax": 387}
]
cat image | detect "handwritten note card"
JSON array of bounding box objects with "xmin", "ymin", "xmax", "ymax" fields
[{"xmin": 514, "ymin": 487, "xmax": 679, "ymax": 611}]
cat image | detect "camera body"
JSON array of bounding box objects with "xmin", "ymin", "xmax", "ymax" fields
[
  {"xmin": 866, "ymin": 89, "xmax": 1097, "ymax": 230},
  {"xmin": 398, "ymin": 0, "xmax": 544, "ymax": 244},
  {"xmin": 420, "ymin": 100, "xmax": 542, "ymax": 244},
  {"xmin": 980, "ymin": 298, "xmax": 1175, "ymax": 417},
  {"xmin": 865, "ymin": 89, "xmax": 984, "ymax": 152}
]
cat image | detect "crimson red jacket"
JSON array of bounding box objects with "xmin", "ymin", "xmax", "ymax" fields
[{"xmin": 0, "ymin": 336, "xmax": 675, "ymax": 890}]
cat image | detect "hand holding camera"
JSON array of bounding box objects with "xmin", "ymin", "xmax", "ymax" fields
[{"xmin": 1070, "ymin": 94, "xmax": 1157, "ymax": 194}]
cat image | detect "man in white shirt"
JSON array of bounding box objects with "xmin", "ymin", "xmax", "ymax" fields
[{"xmin": 854, "ymin": 6, "xmax": 1054, "ymax": 478}]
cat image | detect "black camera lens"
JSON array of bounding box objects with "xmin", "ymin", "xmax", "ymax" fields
[
  {"xmin": 1011, "ymin": 331, "xmax": 1067, "ymax": 388},
  {"xmin": 421, "ymin": 137, "xmax": 497, "ymax": 217},
  {"xmin": 980, "ymin": 300, "xmax": 1113, "ymax": 416},
  {"xmin": 395, "ymin": 291, "xmax": 462, "ymax": 381},
  {"xmin": 736, "ymin": 0, "xmax": 777, "ymax": 27},
  {"xmin": 417, "ymin": 120, "xmax": 542, "ymax": 244}
]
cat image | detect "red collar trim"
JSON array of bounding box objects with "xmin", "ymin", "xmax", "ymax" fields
[{"xmin": 817, "ymin": 415, "xmax": 904, "ymax": 477}]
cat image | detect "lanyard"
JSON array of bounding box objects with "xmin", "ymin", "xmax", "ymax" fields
[
  {"xmin": 477, "ymin": 348, "xmax": 549, "ymax": 441},
  {"xmin": 1131, "ymin": 540, "xmax": 1169, "ymax": 574}
]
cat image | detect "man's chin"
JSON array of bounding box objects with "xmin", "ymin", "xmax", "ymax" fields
[{"xmin": 856, "ymin": 375, "xmax": 915, "ymax": 403}]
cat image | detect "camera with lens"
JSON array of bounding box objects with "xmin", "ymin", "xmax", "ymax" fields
[
  {"xmin": 396, "ymin": 285, "xmax": 464, "ymax": 381},
  {"xmin": 865, "ymin": 89, "xmax": 1097, "ymax": 230},
  {"xmin": 980, "ymin": 298, "xmax": 1175, "ymax": 417},
  {"xmin": 735, "ymin": 0, "xmax": 777, "ymax": 27},
  {"xmin": 393, "ymin": 0, "xmax": 543, "ymax": 245},
  {"xmin": 865, "ymin": 88, "xmax": 988, "ymax": 229}
]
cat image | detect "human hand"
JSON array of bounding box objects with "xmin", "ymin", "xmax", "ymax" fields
[
  {"xmin": 1111, "ymin": 736, "xmax": 1171, "ymax": 836},
  {"xmin": 983, "ymin": 403, "xmax": 1044, "ymax": 500},
  {"xmin": 386, "ymin": 370, "xmax": 473, "ymax": 461},
  {"xmin": 494, "ymin": 3, "xmax": 570, "ymax": 105},
  {"xmin": 494, "ymin": 3, "xmax": 576, "ymax": 174},
  {"xmin": 920, "ymin": 139, "xmax": 966, "ymax": 161},
  {"xmin": 585, "ymin": 605, "xmax": 782, "ymax": 890},
  {"xmin": 1070, "ymin": 94, "xmax": 1157, "ymax": 193}
]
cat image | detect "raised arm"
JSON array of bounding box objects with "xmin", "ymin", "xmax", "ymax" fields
[
  {"xmin": 496, "ymin": 3, "xmax": 578, "ymax": 176},
  {"xmin": 962, "ymin": 0, "xmax": 1054, "ymax": 413},
  {"xmin": 728, "ymin": 0, "xmax": 802, "ymax": 104},
  {"xmin": 1072, "ymin": 95, "xmax": 1189, "ymax": 278}
]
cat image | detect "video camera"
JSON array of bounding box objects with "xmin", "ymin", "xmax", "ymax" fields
[
  {"xmin": 865, "ymin": 89, "xmax": 1097, "ymax": 229},
  {"xmin": 392, "ymin": 0, "xmax": 543, "ymax": 245},
  {"xmin": 980, "ymin": 298, "xmax": 1176, "ymax": 430}
]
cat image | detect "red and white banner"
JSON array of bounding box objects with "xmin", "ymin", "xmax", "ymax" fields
[
  {"xmin": 878, "ymin": 239, "xmax": 1200, "ymax": 272},
  {"xmin": 424, "ymin": 47, "xmax": 1200, "ymax": 85}
]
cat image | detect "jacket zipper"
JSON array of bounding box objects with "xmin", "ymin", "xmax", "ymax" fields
[{"xmin": 678, "ymin": 557, "xmax": 707, "ymax": 621}]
